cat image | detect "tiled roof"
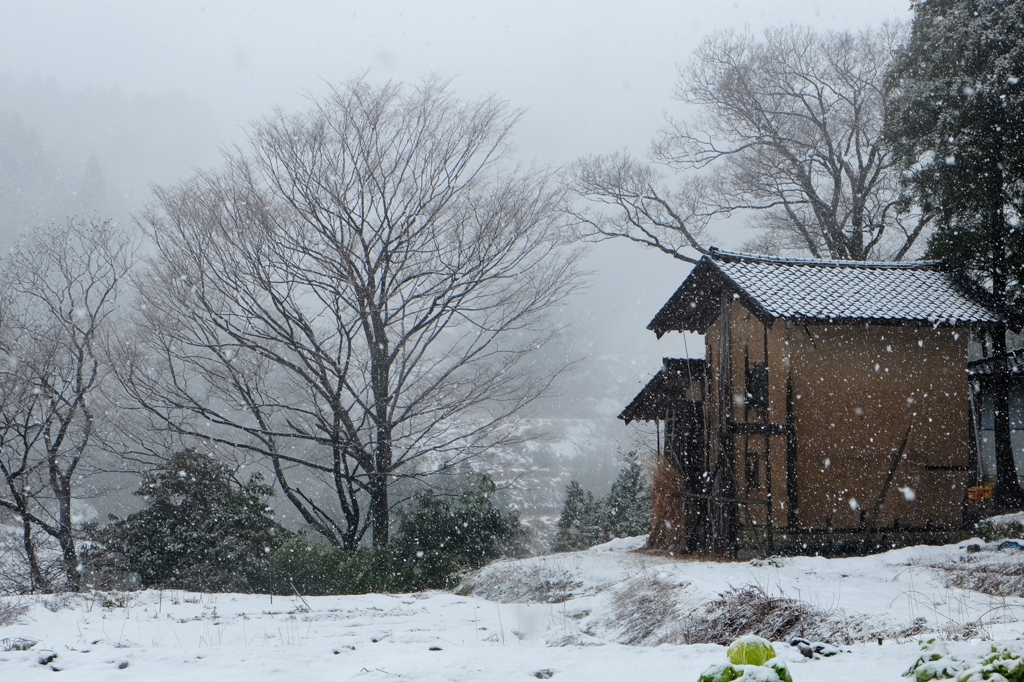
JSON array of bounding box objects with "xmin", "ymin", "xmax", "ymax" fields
[{"xmin": 649, "ymin": 249, "xmax": 1004, "ymax": 335}]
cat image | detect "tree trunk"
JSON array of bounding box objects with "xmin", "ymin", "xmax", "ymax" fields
[
  {"xmin": 56, "ymin": 479, "xmax": 81, "ymax": 591},
  {"xmin": 21, "ymin": 516, "xmax": 50, "ymax": 593},
  {"xmin": 369, "ymin": 465, "xmax": 390, "ymax": 548},
  {"xmin": 989, "ymin": 160, "xmax": 1024, "ymax": 509}
]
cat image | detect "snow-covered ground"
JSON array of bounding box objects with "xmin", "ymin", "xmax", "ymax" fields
[{"xmin": 2, "ymin": 536, "xmax": 1023, "ymax": 681}]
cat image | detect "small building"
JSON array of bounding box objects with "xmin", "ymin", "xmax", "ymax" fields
[
  {"xmin": 969, "ymin": 350, "xmax": 1024, "ymax": 486},
  {"xmin": 625, "ymin": 248, "xmax": 1007, "ymax": 556}
]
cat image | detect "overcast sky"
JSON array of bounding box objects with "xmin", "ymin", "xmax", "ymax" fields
[
  {"xmin": 0, "ymin": 0, "xmax": 915, "ymax": 412},
  {"xmin": 2, "ymin": 0, "xmax": 911, "ymax": 160}
]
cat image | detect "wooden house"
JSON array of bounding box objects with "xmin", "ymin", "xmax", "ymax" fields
[{"xmin": 624, "ymin": 248, "xmax": 1008, "ymax": 556}]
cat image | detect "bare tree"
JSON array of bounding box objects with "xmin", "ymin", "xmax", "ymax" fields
[
  {"xmin": 0, "ymin": 219, "xmax": 133, "ymax": 591},
  {"xmin": 116, "ymin": 79, "xmax": 582, "ymax": 548},
  {"xmin": 570, "ymin": 24, "xmax": 928, "ymax": 262}
]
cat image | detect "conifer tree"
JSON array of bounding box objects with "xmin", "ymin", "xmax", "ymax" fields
[
  {"xmin": 604, "ymin": 461, "xmax": 652, "ymax": 539},
  {"xmin": 886, "ymin": 0, "xmax": 1024, "ymax": 508},
  {"xmin": 552, "ymin": 481, "xmax": 604, "ymax": 551},
  {"xmin": 89, "ymin": 450, "xmax": 290, "ymax": 591},
  {"xmin": 551, "ymin": 460, "xmax": 651, "ymax": 552}
]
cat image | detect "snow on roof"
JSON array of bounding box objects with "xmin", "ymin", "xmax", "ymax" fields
[
  {"xmin": 649, "ymin": 249, "xmax": 1003, "ymax": 335},
  {"xmin": 619, "ymin": 358, "xmax": 704, "ymax": 424}
]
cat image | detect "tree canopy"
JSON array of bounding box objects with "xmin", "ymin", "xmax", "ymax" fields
[
  {"xmin": 116, "ymin": 78, "xmax": 582, "ymax": 549},
  {"xmin": 570, "ymin": 25, "xmax": 925, "ymax": 262}
]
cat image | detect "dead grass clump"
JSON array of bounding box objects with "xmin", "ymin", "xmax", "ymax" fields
[
  {"xmin": 457, "ymin": 558, "xmax": 582, "ymax": 603},
  {"xmin": 940, "ymin": 554, "xmax": 1024, "ymax": 597},
  {"xmin": 0, "ymin": 598, "xmax": 29, "ymax": 627},
  {"xmin": 1, "ymin": 636, "xmax": 37, "ymax": 651},
  {"xmin": 42, "ymin": 593, "xmax": 76, "ymax": 612},
  {"xmin": 647, "ymin": 458, "xmax": 686, "ymax": 551},
  {"xmin": 607, "ymin": 574, "xmax": 686, "ymax": 645},
  {"xmin": 682, "ymin": 586, "xmax": 849, "ymax": 645},
  {"xmin": 608, "ymin": 580, "xmax": 870, "ymax": 647}
]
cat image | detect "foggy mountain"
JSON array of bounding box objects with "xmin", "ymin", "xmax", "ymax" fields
[{"xmin": 0, "ymin": 73, "xmax": 220, "ymax": 244}]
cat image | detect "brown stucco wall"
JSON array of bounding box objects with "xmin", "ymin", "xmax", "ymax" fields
[
  {"xmin": 704, "ymin": 299, "xmax": 971, "ymax": 536},
  {"xmin": 788, "ymin": 322, "xmax": 969, "ymax": 531}
]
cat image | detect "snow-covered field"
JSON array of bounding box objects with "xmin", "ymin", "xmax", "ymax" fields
[{"xmin": 2, "ymin": 536, "xmax": 1023, "ymax": 681}]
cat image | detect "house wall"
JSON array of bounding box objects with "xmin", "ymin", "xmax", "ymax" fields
[
  {"xmin": 704, "ymin": 299, "xmax": 971, "ymax": 538},
  {"xmin": 788, "ymin": 323, "xmax": 970, "ymax": 531},
  {"xmin": 704, "ymin": 301, "xmax": 791, "ymax": 536}
]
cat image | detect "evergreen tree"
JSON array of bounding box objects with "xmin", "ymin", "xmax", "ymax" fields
[
  {"xmin": 886, "ymin": 0, "xmax": 1024, "ymax": 508},
  {"xmin": 395, "ymin": 476, "xmax": 526, "ymax": 578},
  {"xmin": 552, "ymin": 481, "xmax": 604, "ymax": 551},
  {"xmin": 88, "ymin": 450, "xmax": 291, "ymax": 592},
  {"xmin": 552, "ymin": 461, "xmax": 651, "ymax": 552},
  {"xmin": 604, "ymin": 461, "xmax": 652, "ymax": 539}
]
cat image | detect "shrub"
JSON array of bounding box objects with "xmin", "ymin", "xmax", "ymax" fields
[
  {"xmin": 976, "ymin": 518, "xmax": 1024, "ymax": 543},
  {"xmin": 269, "ymin": 543, "xmax": 413, "ymax": 595},
  {"xmin": 86, "ymin": 450, "xmax": 290, "ymax": 592},
  {"xmin": 271, "ymin": 476, "xmax": 525, "ymax": 595},
  {"xmin": 394, "ymin": 475, "xmax": 527, "ymax": 576}
]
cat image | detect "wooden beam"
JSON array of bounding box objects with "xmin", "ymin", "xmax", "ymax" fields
[
  {"xmin": 731, "ymin": 422, "xmax": 789, "ymax": 436},
  {"xmin": 786, "ymin": 373, "xmax": 799, "ymax": 531}
]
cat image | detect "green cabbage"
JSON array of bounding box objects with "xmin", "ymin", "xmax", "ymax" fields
[
  {"xmin": 728, "ymin": 635, "xmax": 778, "ymax": 667},
  {"xmin": 697, "ymin": 662, "xmax": 792, "ymax": 682},
  {"xmin": 698, "ymin": 637, "xmax": 792, "ymax": 682}
]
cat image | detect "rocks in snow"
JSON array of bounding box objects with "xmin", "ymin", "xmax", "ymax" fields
[{"xmin": 788, "ymin": 637, "xmax": 840, "ymax": 659}]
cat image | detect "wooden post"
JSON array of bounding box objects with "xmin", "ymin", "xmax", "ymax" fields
[
  {"xmin": 717, "ymin": 292, "xmax": 737, "ymax": 555},
  {"xmin": 786, "ymin": 373, "xmax": 799, "ymax": 531},
  {"xmin": 763, "ymin": 323, "xmax": 773, "ymax": 553}
]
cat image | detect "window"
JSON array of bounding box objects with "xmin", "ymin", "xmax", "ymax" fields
[
  {"xmin": 746, "ymin": 361, "xmax": 768, "ymax": 410},
  {"xmin": 745, "ymin": 450, "xmax": 761, "ymax": 490}
]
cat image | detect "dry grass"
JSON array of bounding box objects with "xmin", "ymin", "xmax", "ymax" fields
[
  {"xmin": 937, "ymin": 552, "xmax": 1024, "ymax": 598},
  {"xmin": 0, "ymin": 597, "xmax": 28, "ymax": 627},
  {"xmin": 683, "ymin": 585, "xmax": 848, "ymax": 645},
  {"xmin": 605, "ymin": 573, "xmax": 689, "ymax": 645},
  {"xmin": 647, "ymin": 457, "xmax": 686, "ymax": 552},
  {"xmin": 457, "ymin": 557, "xmax": 583, "ymax": 604},
  {"xmin": 607, "ymin": 578, "xmax": 902, "ymax": 646},
  {"xmin": 1, "ymin": 636, "xmax": 37, "ymax": 651}
]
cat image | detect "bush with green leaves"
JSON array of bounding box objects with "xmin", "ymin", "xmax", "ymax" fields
[
  {"xmin": 269, "ymin": 543, "xmax": 410, "ymax": 595},
  {"xmin": 552, "ymin": 459, "xmax": 651, "ymax": 552},
  {"xmin": 698, "ymin": 635, "xmax": 793, "ymax": 682},
  {"xmin": 86, "ymin": 450, "xmax": 290, "ymax": 592},
  {"xmin": 271, "ymin": 476, "xmax": 525, "ymax": 595},
  {"xmin": 905, "ymin": 639, "xmax": 1024, "ymax": 682},
  {"xmin": 976, "ymin": 518, "xmax": 1024, "ymax": 543},
  {"xmin": 393, "ymin": 476, "xmax": 527, "ymax": 581}
]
